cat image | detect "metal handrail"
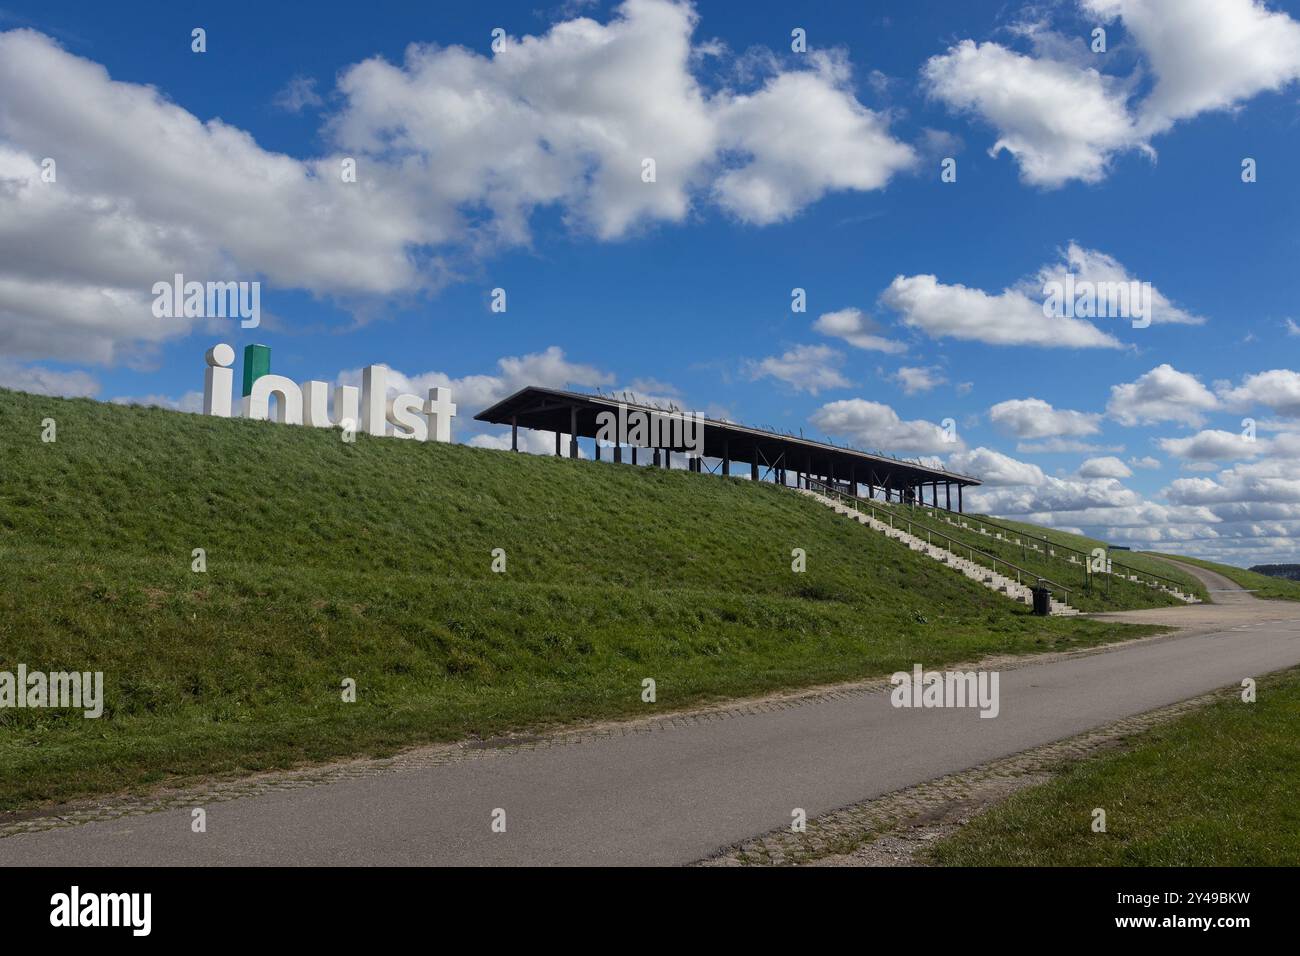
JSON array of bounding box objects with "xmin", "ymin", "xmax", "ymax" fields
[
  {"xmin": 804, "ymin": 479, "xmax": 1072, "ymax": 603},
  {"xmin": 868, "ymin": 489, "xmax": 1190, "ymax": 595},
  {"xmin": 900, "ymin": 501, "xmax": 1189, "ymax": 593}
]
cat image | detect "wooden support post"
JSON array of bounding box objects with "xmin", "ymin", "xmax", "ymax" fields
[
  {"xmin": 569, "ymin": 407, "xmax": 579, "ymax": 459},
  {"xmin": 614, "ymin": 444, "xmax": 623, "ymax": 464},
  {"xmin": 555, "ymin": 429, "xmax": 561, "ymax": 457},
  {"xmin": 595, "ymin": 442, "xmax": 601, "ymax": 461},
  {"xmin": 632, "ymin": 446, "xmax": 638, "ymax": 466},
  {"xmin": 751, "ymin": 446, "xmax": 759, "ymax": 482},
  {"xmin": 511, "ymin": 415, "xmax": 518, "ymax": 452},
  {"xmin": 958, "ymin": 484, "xmax": 964, "ymax": 513},
  {"xmin": 653, "ymin": 448, "xmax": 661, "ymax": 467},
  {"xmin": 945, "ymin": 482, "xmax": 951, "ymax": 510}
]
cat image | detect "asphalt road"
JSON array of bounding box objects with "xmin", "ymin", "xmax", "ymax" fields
[{"xmin": 4, "ymin": 563, "xmax": 1299, "ymax": 866}]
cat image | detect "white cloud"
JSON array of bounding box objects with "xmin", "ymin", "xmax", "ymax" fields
[
  {"xmin": 110, "ymin": 391, "xmax": 204, "ymax": 413},
  {"xmin": 1129, "ymin": 455, "xmax": 1162, "ymax": 469},
  {"xmin": 0, "ymin": 30, "xmax": 429, "ymax": 364},
  {"xmin": 922, "ymin": 38, "xmax": 1139, "ymax": 186},
  {"xmin": 273, "ymin": 75, "xmax": 323, "ymax": 113},
  {"xmin": 1157, "ymin": 428, "xmax": 1264, "ymax": 462},
  {"xmin": 810, "ymin": 399, "xmax": 959, "ymax": 454},
  {"xmin": 882, "ymin": 273, "xmax": 1123, "ymax": 349},
  {"xmin": 1037, "ymin": 243, "xmax": 1204, "ymax": 326},
  {"xmin": 0, "ymin": 358, "xmax": 99, "ymax": 397},
  {"xmin": 988, "ymin": 397, "xmax": 1102, "ymax": 438},
  {"xmin": 892, "ymin": 365, "xmax": 946, "ymax": 395},
  {"xmin": 925, "ymin": 0, "xmax": 1300, "ymax": 187},
  {"xmin": 339, "ymin": 345, "xmax": 613, "ymax": 420},
  {"xmin": 1085, "ymin": 0, "xmax": 1300, "ymax": 136},
  {"xmin": 1217, "ymin": 369, "xmax": 1300, "ymax": 418},
  {"xmin": 1078, "ymin": 455, "xmax": 1133, "ymax": 478},
  {"xmin": 1106, "ymin": 364, "xmax": 1219, "ymax": 426},
  {"xmin": 0, "ymin": 2, "xmax": 914, "ymax": 366},
  {"xmin": 470, "ymin": 429, "xmax": 569, "ymax": 456},
  {"xmin": 883, "ymin": 242, "xmax": 1199, "ymax": 349},
  {"xmin": 812, "ymin": 307, "xmax": 905, "ymax": 353},
  {"xmin": 948, "ymin": 446, "xmax": 1045, "ymax": 486},
  {"xmin": 747, "ymin": 344, "xmax": 849, "ymax": 394},
  {"xmin": 711, "ymin": 52, "xmax": 916, "ymax": 224}
]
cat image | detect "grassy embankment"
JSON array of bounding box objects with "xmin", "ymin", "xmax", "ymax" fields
[
  {"xmin": 861, "ymin": 500, "xmax": 1202, "ymax": 611},
  {"xmin": 0, "ymin": 388, "xmax": 1162, "ymax": 812},
  {"xmin": 967, "ymin": 514, "xmax": 1210, "ymax": 600},
  {"xmin": 929, "ymin": 667, "xmax": 1300, "ymax": 865}
]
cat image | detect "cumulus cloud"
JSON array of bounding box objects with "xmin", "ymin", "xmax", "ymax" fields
[
  {"xmin": 0, "ymin": 358, "xmax": 99, "ymax": 397},
  {"xmin": 988, "ymin": 397, "xmax": 1102, "ymax": 439},
  {"xmin": 1106, "ymin": 364, "xmax": 1219, "ymax": 426},
  {"xmin": 338, "ymin": 346, "xmax": 613, "ymax": 420},
  {"xmin": 1157, "ymin": 429, "xmax": 1264, "ymax": 462},
  {"xmin": 1217, "ymin": 369, "xmax": 1300, "ymax": 418},
  {"xmin": 1085, "ymin": 0, "xmax": 1300, "ymax": 136},
  {"xmin": 812, "ymin": 307, "xmax": 905, "ymax": 353},
  {"xmin": 892, "ymin": 365, "xmax": 946, "ymax": 395},
  {"xmin": 746, "ymin": 344, "xmax": 849, "ymax": 394},
  {"xmin": 0, "ymin": 2, "xmax": 914, "ymax": 366},
  {"xmin": 882, "ymin": 242, "xmax": 1199, "ymax": 349},
  {"xmin": 1037, "ymin": 243, "xmax": 1204, "ymax": 326},
  {"xmin": 947, "ymin": 446, "xmax": 1045, "ymax": 486},
  {"xmin": 110, "ymin": 391, "xmax": 204, "ymax": 413},
  {"xmin": 925, "ymin": 0, "xmax": 1300, "ymax": 187},
  {"xmin": 809, "ymin": 398, "xmax": 959, "ymax": 454},
  {"xmin": 1078, "ymin": 455, "xmax": 1133, "ymax": 478},
  {"xmin": 273, "ymin": 75, "xmax": 324, "ymax": 113},
  {"xmin": 711, "ymin": 51, "xmax": 916, "ymax": 224},
  {"xmin": 922, "ymin": 38, "xmax": 1139, "ymax": 186},
  {"xmin": 1129, "ymin": 455, "xmax": 1162, "ymax": 469},
  {"xmin": 0, "ymin": 29, "xmax": 429, "ymax": 364},
  {"xmin": 882, "ymin": 274, "xmax": 1122, "ymax": 349}
]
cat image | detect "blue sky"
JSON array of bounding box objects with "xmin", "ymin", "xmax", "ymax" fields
[{"xmin": 3, "ymin": 0, "xmax": 1300, "ymax": 564}]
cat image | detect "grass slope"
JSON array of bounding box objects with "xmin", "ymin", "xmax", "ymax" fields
[
  {"xmin": 928, "ymin": 668, "xmax": 1300, "ymax": 865},
  {"xmin": 1143, "ymin": 552, "xmax": 1300, "ymax": 602},
  {"xmin": 977, "ymin": 516, "xmax": 1208, "ymax": 601},
  {"xmin": 0, "ymin": 389, "xmax": 1158, "ymax": 812},
  {"xmin": 861, "ymin": 502, "xmax": 1192, "ymax": 612}
]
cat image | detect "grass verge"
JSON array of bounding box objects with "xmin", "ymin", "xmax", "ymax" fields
[{"xmin": 927, "ymin": 667, "xmax": 1300, "ymax": 866}]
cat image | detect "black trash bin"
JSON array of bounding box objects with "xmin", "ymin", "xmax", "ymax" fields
[{"xmin": 1031, "ymin": 584, "xmax": 1051, "ymax": 616}]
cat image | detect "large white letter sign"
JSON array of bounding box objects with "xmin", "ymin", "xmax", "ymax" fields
[
  {"xmin": 425, "ymin": 387, "xmax": 457, "ymax": 443},
  {"xmin": 202, "ymin": 344, "xmax": 455, "ymax": 444},
  {"xmin": 203, "ymin": 344, "xmax": 235, "ymax": 417},
  {"xmin": 303, "ymin": 381, "xmax": 360, "ymax": 429},
  {"xmin": 361, "ymin": 365, "xmax": 388, "ymax": 438},
  {"xmin": 243, "ymin": 374, "xmax": 304, "ymax": 424}
]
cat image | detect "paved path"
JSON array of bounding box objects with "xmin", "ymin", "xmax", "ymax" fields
[{"xmin": 4, "ymin": 576, "xmax": 1300, "ymax": 866}]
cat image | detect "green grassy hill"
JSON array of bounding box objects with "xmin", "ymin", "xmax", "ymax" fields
[
  {"xmin": 969, "ymin": 515, "xmax": 1208, "ymax": 601},
  {"xmin": 0, "ymin": 388, "xmax": 1159, "ymax": 811},
  {"xmin": 855, "ymin": 501, "xmax": 1201, "ymax": 610}
]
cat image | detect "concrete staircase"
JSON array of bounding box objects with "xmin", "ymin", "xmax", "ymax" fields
[
  {"xmin": 918, "ymin": 509, "xmax": 1201, "ymax": 605},
  {"xmin": 798, "ymin": 488, "xmax": 1080, "ymax": 616}
]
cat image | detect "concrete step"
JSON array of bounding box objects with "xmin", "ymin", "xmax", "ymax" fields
[{"xmin": 803, "ymin": 488, "xmax": 1081, "ymax": 616}]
